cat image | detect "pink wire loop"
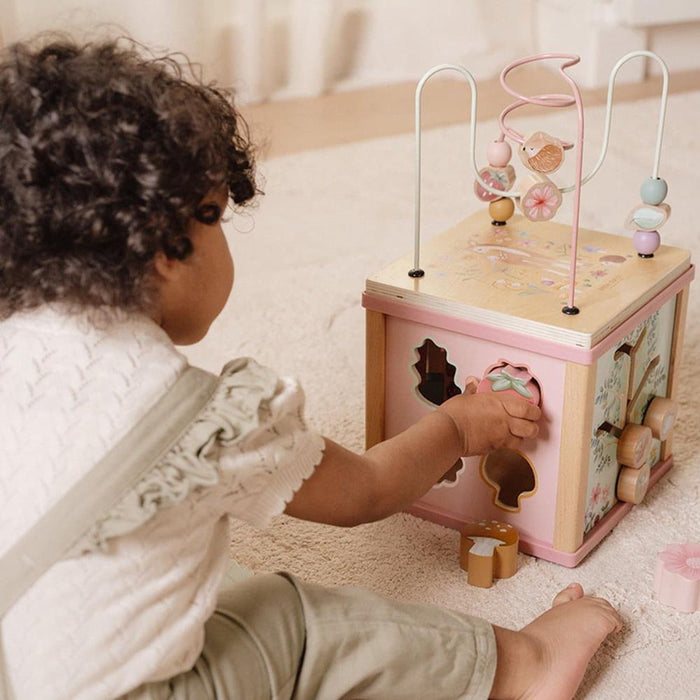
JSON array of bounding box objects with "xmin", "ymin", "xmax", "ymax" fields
[
  {"xmin": 498, "ymin": 54, "xmax": 581, "ymax": 148},
  {"xmin": 498, "ymin": 53, "xmax": 586, "ymax": 313}
]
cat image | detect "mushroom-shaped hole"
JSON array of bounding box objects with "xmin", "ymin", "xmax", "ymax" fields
[{"xmin": 480, "ymin": 448, "xmax": 536, "ymax": 511}]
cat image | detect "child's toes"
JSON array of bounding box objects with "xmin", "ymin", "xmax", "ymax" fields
[{"xmin": 552, "ymin": 583, "xmax": 584, "ymax": 606}]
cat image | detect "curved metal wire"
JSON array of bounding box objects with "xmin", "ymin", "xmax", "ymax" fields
[{"xmin": 411, "ymin": 64, "xmax": 478, "ymax": 275}]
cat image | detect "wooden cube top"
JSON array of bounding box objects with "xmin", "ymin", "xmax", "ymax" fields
[{"xmin": 365, "ymin": 211, "xmax": 691, "ymax": 349}]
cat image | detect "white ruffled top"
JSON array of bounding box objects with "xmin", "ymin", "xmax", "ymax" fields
[{"xmin": 0, "ymin": 306, "xmax": 325, "ymax": 700}]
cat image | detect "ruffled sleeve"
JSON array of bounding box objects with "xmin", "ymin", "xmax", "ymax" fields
[
  {"xmin": 77, "ymin": 358, "xmax": 325, "ymax": 552},
  {"xmin": 215, "ymin": 363, "xmax": 327, "ymax": 528}
]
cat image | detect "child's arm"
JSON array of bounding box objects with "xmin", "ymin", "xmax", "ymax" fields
[{"xmin": 284, "ymin": 385, "xmax": 541, "ymax": 527}]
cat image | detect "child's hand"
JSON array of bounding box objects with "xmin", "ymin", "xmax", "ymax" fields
[{"xmin": 437, "ymin": 380, "xmax": 541, "ymax": 456}]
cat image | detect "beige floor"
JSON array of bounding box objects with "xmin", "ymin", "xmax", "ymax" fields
[{"xmin": 241, "ymin": 66, "xmax": 700, "ymax": 159}]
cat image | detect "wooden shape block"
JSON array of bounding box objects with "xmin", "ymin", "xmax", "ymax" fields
[
  {"xmin": 654, "ymin": 543, "xmax": 700, "ymax": 613},
  {"xmin": 460, "ymin": 520, "xmax": 519, "ymax": 588}
]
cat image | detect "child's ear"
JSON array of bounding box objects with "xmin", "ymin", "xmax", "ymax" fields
[{"xmin": 152, "ymin": 250, "xmax": 183, "ymax": 281}]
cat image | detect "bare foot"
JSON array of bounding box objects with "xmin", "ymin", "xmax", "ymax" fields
[{"xmin": 490, "ymin": 583, "xmax": 623, "ymax": 700}]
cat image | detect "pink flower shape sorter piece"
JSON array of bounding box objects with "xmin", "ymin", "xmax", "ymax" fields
[
  {"xmin": 654, "ymin": 543, "xmax": 700, "ymax": 613},
  {"xmin": 520, "ymin": 179, "xmax": 562, "ymax": 222}
]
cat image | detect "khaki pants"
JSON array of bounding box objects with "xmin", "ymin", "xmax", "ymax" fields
[{"xmin": 125, "ymin": 573, "xmax": 496, "ymax": 700}]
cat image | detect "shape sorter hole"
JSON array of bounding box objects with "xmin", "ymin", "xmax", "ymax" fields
[
  {"xmin": 413, "ymin": 339, "xmax": 464, "ymax": 485},
  {"xmin": 413, "ymin": 339, "xmax": 461, "ymax": 407},
  {"xmin": 480, "ymin": 448, "xmax": 537, "ymax": 512}
]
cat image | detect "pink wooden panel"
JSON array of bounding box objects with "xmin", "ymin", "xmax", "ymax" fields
[{"xmin": 384, "ymin": 315, "xmax": 567, "ymax": 547}]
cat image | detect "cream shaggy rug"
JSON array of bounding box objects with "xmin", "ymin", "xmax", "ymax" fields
[{"xmin": 182, "ymin": 90, "xmax": 700, "ymax": 699}]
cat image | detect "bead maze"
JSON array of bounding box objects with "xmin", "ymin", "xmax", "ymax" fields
[{"xmin": 363, "ymin": 52, "xmax": 694, "ymax": 567}]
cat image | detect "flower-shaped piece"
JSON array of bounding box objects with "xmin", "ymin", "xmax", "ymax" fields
[
  {"xmin": 520, "ymin": 180, "xmax": 562, "ymax": 222},
  {"xmin": 654, "ymin": 542, "xmax": 700, "ymax": 613}
]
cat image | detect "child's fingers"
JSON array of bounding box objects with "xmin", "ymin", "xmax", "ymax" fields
[
  {"xmin": 509, "ymin": 418, "xmax": 539, "ymax": 439},
  {"xmin": 463, "ymin": 376, "xmax": 479, "ymax": 395},
  {"xmin": 502, "ymin": 434, "xmax": 524, "ymax": 450},
  {"xmin": 502, "ymin": 397, "xmax": 541, "ymax": 421}
]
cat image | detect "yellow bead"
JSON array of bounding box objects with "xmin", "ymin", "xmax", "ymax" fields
[{"xmin": 488, "ymin": 197, "xmax": 515, "ymax": 224}]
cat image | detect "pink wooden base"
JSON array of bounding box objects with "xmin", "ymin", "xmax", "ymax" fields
[{"xmin": 408, "ymin": 455, "xmax": 674, "ymax": 567}]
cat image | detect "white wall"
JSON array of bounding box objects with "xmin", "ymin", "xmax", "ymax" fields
[
  {"xmin": 325, "ymin": 0, "xmax": 536, "ymax": 89},
  {"xmin": 0, "ymin": 0, "xmax": 537, "ymax": 102},
  {"xmin": 1, "ymin": 0, "xmax": 698, "ymax": 103},
  {"xmin": 534, "ymin": 0, "xmax": 700, "ymax": 86}
]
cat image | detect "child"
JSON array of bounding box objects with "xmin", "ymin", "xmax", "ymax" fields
[{"xmin": 0, "ymin": 37, "xmax": 622, "ymax": 699}]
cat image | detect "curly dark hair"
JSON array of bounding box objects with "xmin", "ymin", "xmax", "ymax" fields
[{"xmin": 0, "ymin": 36, "xmax": 258, "ymax": 318}]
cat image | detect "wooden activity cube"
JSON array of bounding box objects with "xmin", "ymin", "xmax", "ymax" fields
[{"xmin": 363, "ymin": 211, "xmax": 694, "ymax": 566}]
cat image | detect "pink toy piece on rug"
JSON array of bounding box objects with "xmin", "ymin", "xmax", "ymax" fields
[
  {"xmin": 477, "ymin": 361, "xmax": 541, "ymax": 406},
  {"xmin": 654, "ymin": 543, "xmax": 700, "ymax": 613}
]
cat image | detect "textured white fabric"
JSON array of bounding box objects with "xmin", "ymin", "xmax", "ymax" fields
[{"xmin": 0, "ymin": 306, "xmax": 325, "ymax": 699}]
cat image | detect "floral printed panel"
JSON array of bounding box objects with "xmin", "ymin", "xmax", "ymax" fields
[
  {"xmin": 584, "ymin": 296, "xmax": 677, "ymax": 535},
  {"xmin": 586, "ymin": 344, "xmax": 628, "ymax": 533},
  {"xmin": 626, "ymin": 302, "xmax": 675, "ymax": 425}
]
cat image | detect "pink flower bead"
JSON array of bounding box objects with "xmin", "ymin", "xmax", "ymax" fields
[{"xmin": 521, "ymin": 181, "xmax": 562, "ymax": 222}]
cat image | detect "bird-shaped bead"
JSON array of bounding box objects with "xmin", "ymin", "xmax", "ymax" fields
[
  {"xmin": 624, "ymin": 202, "xmax": 671, "ymax": 231},
  {"xmin": 518, "ymin": 131, "xmax": 565, "ymax": 174}
]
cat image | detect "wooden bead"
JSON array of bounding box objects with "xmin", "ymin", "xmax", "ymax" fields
[
  {"xmin": 616, "ymin": 423, "xmax": 652, "ymax": 469},
  {"xmin": 624, "ymin": 202, "xmax": 671, "ymax": 231},
  {"xmin": 474, "ymin": 165, "xmax": 516, "ymax": 202},
  {"xmin": 633, "ymin": 230, "xmax": 661, "ymax": 257},
  {"xmin": 487, "ymin": 140, "xmax": 512, "ymax": 167},
  {"xmin": 640, "ymin": 177, "xmax": 668, "ymax": 205},
  {"xmin": 643, "ymin": 397, "xmax": 678, "ymax": 440},
  {"xmin": 519, "ymin": 174, "xmax": 562, "ymax": 222},
  {"xmin": 488, "ymin": 196, "xmax": 515, "ymax": 224},
  {"xmin": 518, "ymin": 131, "xmax": 565, "ymax": 174},
  {"xmin": 617, "ymin": 463, "xmax": 651, "ymax": 504}
]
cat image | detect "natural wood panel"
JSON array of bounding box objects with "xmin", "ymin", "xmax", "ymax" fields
[
  {"xmin": 661, "ymin": 287, "xmax": 690, "ymax": 460},
  {"xmin": 365, "ymin": 210, "xmax": 691, "ymax": 349},
  {"xmin": 554, "ymin": 361, "xmax": 597, "ymax": 552}
]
